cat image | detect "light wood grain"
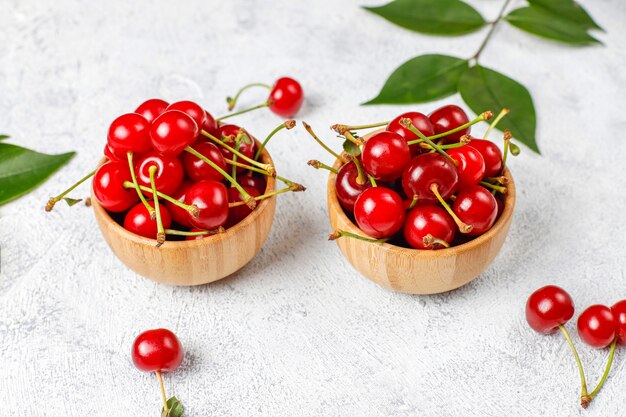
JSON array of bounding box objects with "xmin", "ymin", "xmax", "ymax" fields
[
  {"xmin": 327, "ymin": 142, "xmax": 516, "ymax": 295},
  {"xmin": 92, "ymin": 142, "xmax": 276, "ymax": 286}
]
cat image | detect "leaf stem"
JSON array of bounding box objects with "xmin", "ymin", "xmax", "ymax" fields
[{"xmin": 472, "ymin": 0, "xmax": 513, "ymax": 62}]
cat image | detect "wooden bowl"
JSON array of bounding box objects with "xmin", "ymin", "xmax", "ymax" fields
[
  {"xmin": 92, "ymin": 142, "xmax": 276, "ymax": 286},
  {"xmin": 327, "ymin": 154, "xmax": 516, "ymax": 295}
]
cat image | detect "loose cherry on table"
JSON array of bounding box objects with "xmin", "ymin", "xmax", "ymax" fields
[
  {"xmin": 181, "ymin": 141, "xmax": 227, "ymax": 182},
  {"xmin": 354, "ymin": 186, "xmax": 405, "ymax": 239},
  {"xmin": 183, "ymin": 180, "xmax": 229, "ymax": 230},
  {"xmin": 526, "ymin": 285, "xmax": 575, "ymax": 334},
  {"xmin": 150, "ymin": 110, "xmax": 199, "ymax": 157},
  {"xmin": 452, "ymin": 185, "xmax": 498, "ymax": 236},
  {"xmin": 403, "ymin": 205, "xmax": 456, "ymax": 249},
  {"xmin": 108, "ymin": 113, "xmax": 152, "ymax": 154},
  {"xmin": 402, "ymin": 153, "xmax": 459, "ymax": 205},
  {"xmin": 361, "ymin": 131, "xmax": 411, "ymax": 182},
  {"xmin": 577, "ymin": 305, "xmax": 617, "ymax": 349},
  {"xmin": 268, "ymin": 77, "xmax": 304, "ymax": 118},
  {"xmin": 428, "ymin": 104, "xmax": 470, "ymax": 143},
  {"xmin": 135, "ymin": 151, "xmax": 184, "ymax": 197},
  {"xmin": 92, "ymin": 161, "xmax": 139, "ymax": 212},
  {"xmin": 387, "ymin": 111, "xmax": 435, "ymax": 156},
  {"xmin": 335, "ymin": 159, "xmax": 372, "ymax": 212},
  {"xmin": 124, "ymin": 201, "xmax": 172, "ymax": 239},
  {"xmin": 446, "ymin": 145, "xmax": 485, "ymax": 189}
]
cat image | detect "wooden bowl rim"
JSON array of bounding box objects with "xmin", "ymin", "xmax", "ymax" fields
[
  {"xmin": 92, "ymin": 139, "xmax": 276, "ymax": 250},
  {"xmin": 327, "ymin": 154, "xmax": 515, "ymax": 258}
]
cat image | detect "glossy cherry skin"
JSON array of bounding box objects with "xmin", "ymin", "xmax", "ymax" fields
[
  {"xmin": 166, "ymin": 101, "xmax": 207, "ymax": 132},
  {"xmin": 403, "ymin": 205, "xmax": 456, "ymax": 250},
  {"xmin": 468, "ymin": 138, "xmax": 503, "ymax": 178},
  {"xmin": 452, "ymin": 185, "xmax": 497, "ymax": 236},
  {"xmin": 184, "ymin": 180, "xmax": 229, "ymax": 230},
  {"xmin": 165, "ymin": 181, "xmax": 193, "ymax": 227},
  {"xmin": 134, "ymin": 151, "xmax": 184, "ymax": 197},
  {"xmin": 107, "ymin": 113, "xmax": 152, "ymax": 154},
  {"xmin": 150, "ymin": 110, "xmax": 199, "ymax": 157},
  {"xmin": 446, "ymin": 145, "xmax": 485, "ymax": 189},
  {"xmin": 428, "ymin": 105, "xmax": 470, "ymax": 143},
  {"xmin": 225, "ymin": 186, "xmax": 261, "ymax": 228},
  {"xmin": 611, "ymin": 300, "xmax": 626, "ymax": 345},
  {"xmin": 525, "ymin": 285, "xmax": 575, "ymax": 334},
  {"xmin": 387, "ymin": 112, "xmax": 435, "ymax": 156},
  {"xmin": 268, "ymin": 77, "xmax": 304, "ymax": 118},
  {"xmin": 202, "ymin": 110, "xmax": 218, "ymax": 136},
  {"xmin": 131, "ymin": 328, "xmax": 183, "ymax": 373},
  {"xmin": 335, "ymin": 160, "xmax": 372, "ymax": 212},
  {"xmin": 92, "ymin": 162, "xmax": 138, "ymax": 212},
  {"xmin": 216, "ymin": 124, "xmax": 255, "ymax": 172},
  {"xmin": 237, "ymin": 173, "xmax": 267, "ymax": 195},
  {"xmin": 354, "ymin": 187, "xmax": 405, "ymax": 239},
  {"xmin": 362, "ymin": 131, "xmax": 411, "ymax": 182},
  {"xmin": 104, "ymin": 143, "xmax": 125, "ymax": 162},
  {"xmin": 123, "ymin": 201, "xmax": 172, "ymax": 239},
  {"xmin": 182, "ymin": 141, "xmax": 226, "ymax": 182},
  {"xmin": 402, "ymin": 153, "xmax": 459, "ymax": 205},
  {"xmin": 577, "ymin": 305, "xmax": 617, "ymax": 348},
  {"xmin": 134, "ymin": 99, "xmax": 169, "ymax": 123}
]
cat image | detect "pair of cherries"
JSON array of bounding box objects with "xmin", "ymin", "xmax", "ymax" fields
[{"xmin": 526, "ymin": 285, "xmax": 626, "ymax": 408}]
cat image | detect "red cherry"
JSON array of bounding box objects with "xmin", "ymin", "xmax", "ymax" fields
[
  {"xmin": 446, "ymin": 145, "xmax": 485, "ymax": 189},
  {"xmin": 428, "ymin": 105, "xmax": 470, "ymax": 143},
  {"xmin": 134, "ymin": 99, "xmax": 169, "ymax": 123},
  {"xmin": 495, "ymin": 197, "xmax": 504, "ymax": 218},
  {"xmin": 268, "ymin": 77, "xmax": 303, "ymax": 118},
  {"xmin": 165, "ymin": 181, "xmax": 194, "ymax": 227},
  {"xmin": 361, "ymin": 131, "xmax": 411, "ymax": 182},
  {"xmin": 402, "ymin": 153, "xmax": 458, "ymax": 205},
  {"xmin": 452, "ymin": 185, "xmax": 497, "ymax": 236},
  {"xmin": 577, "ymin": 305, "xmax": 617, "ymax": 348},
  {"xmin": 354, "ymin": 187, "xmax": 405, "ymax": 239},
  {"xmin": 216, "ymin": 124, "xmax": 255, "ymax": 172},
  {"xmin": 387, "ymin": 112, "xmax": 435, "ymax": 155},
  {"xmin": 131, "ymin": 328, "xmax": 183, "ymax": 373},
  {"xmin": 225, "ymin": 186, "xmax": 261, "ymax": 228},
  {"xmin": 134, "ymin": 151, "xmax": 184, "ymax": 197},
  {"xmin": 107, "ymin": 113, "xmax": 152, "ymax": 154},
  {"xmin": 166, "ymin": 101, "xmax": 207, "ymax": 132},
  {"xmin": 184, "ymin": 180, "xmax": 229, "ymax": 230},
  {"xmin": 526, "ymin": 285, "xmax": 575, "ymax": 334},
  {"xmin": 104, "ymin": 143, "xmax": 125, "ymax": 162},
  {"xmin": 124, "ymin": 201, "xmax": 172, "ymax": 239},
  {"xmin": 468, "ymin": 138, "xmax": 503, "ymax": 178},
  {"xmin": 237, "ymin": 173, "xmax": 267, "ymax": 195},
  {"xmin": 150, "ymin": 110, "xmax": 199, "ymax": 157},
  {"xmin": 335, "ymin": 160, "xmax": 372, "ymax": 212},
  {"xmin": 611, "ymin": 300, "xmax": 626, "ymax": 345},
  {"xmin": 182, "ymin": 141, "xmax": 226, "ymax": 182},
  {"xmin": 92, "ymin": 161, "xmax": 138, "ymax": 212},
  {"xmin": 403, "ymin": 205, "xmax": 456, "ymax": 249},
  {"xmin": 202, "ymin": 110, "xmax": 218, "ymax": 136}
]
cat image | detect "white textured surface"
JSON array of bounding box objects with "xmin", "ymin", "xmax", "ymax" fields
[{"xmin": 1, "ymin": 0, "xmax": 625, "ymax": 415}]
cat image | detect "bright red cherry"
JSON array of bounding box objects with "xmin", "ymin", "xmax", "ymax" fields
[
  {"xmin": 237, "ymin": 173, "xmax": 267, "ymax": 195},
  {"xmin": 361, "ymin": 131, "xmax": 411, "ymax": 182},
  {"xmin": 216, "ymin": 124, "xmax": 255, "ymax": 172},
  {"xmin": 150, "ymin": 110, "xmax": 199, "ymax": 157},
  {"xmin": 165, "ymin": 181, "xmax": 193, "ymax": 227},
  {"xmin": 526, "ymin": 285, "xmax": 575, "ymax": 334},
  {"xmin": 131, "ymin": 328, "xmax": 183, "ymax": 373},
  {"xmin": 335, "ymin": 160, "xmax": 372, "ymax": 212},
  {"xmin": 268, "ymin": 77, "xmax": 304, "ymax": 118},
  {"xmin": 225, "ymin": 186, "xmax": 261, "ymax": 228},
  {"xmin": 123, "ymin": 201, "xmax": 172, "ymax": 239},
  {"xmin": 403, "ymin": 205, "xmax": 456, "ymax": 249},
  {"xmin": 166, "ymin": 101, "xmax": 207, "ymax": 132},
  {"xmin": 202, "ymin": 110, "xmax": 218, "ymax": 136},
  {"xmin": 402, "ymin": 153, "xmax": 458, "ymax": 205},
  {"xmin": 107, "ymin": 113, "xmax": 152, "ymax": 154},
  {"xmin": 452, "ymin": 185, "xmax": 497, "ymax": 236},
  {"xmin": 577, "ymin": 305, "xmax": 617, "ymax": 348},
  {"xmin": 468, "ymin": 138, "xmax": 503, "ymax": 178},
  {"xmin": 184, "ymin": 180, "xmax": 229, "ymax": 230},
  {"xmin": 181, "ymin": 141, "xmax": 226, "ymax": 182},
  {"xmin": 104, "ymin": 143, "xmax": 125, "ymax": 162},
  {"xmin": 92, "ymin": 161, "xmax": 138, "ymax": 212},
  {"xmin": 428, "ymin": 105, "xmax": 470, "ymax": 143},
  {"xmin": 134, "ymin": 151, "xmax": 184, "ymax": 197},
  {"xmin": 446, "ymin": 145, "xmax": 485, "ymax": 189},
  {"xmin": 387, "ymin": 112, "xmax": 435, "ymax": 156},
  {"xmin": 354, "ymin": 187, "xmax": 405, "ymax": 239},
  {"xmin": 611, "ymin": 300, "xmax": 626, "ymax": 345},
  {"xmin": 134, "ymin": 99, "xmax": 169, "ymax": 123}
]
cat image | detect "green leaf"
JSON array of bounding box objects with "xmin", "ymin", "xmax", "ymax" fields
[
  {"xmin": 0, "ymin": 143, "xmax": 75, "ymax": 205},
  {"xmin": 364, "ymin": 54, "xmax": 468, "ymax": 105},
  {"xmin": 343, "ymin": 139, "xmax": 361, "ymax": 156},
  {"xmin": 528, "ymin": 0, "xmax": 602, "ymax": 31},
  {"xmin": 458, "ymin": 65, "xmax": 539, "ymax": 153},
  {"xmin": 162, "ymin": 397, "xmax": 184, "ymax": 417},
  {"xmin": 0, "ymin": 135, "xmax": 9, "ymax": 141},
  {"xmin": 505, "ymin": 6, "xmax": 600, "ymax": 45},
  {"xmin": 363, "ymin": 0, "xmax": 485, "ymax": 35},
  {"xmin": 63, "ymin": 197, "xmax": 82, "ymax": 207}
]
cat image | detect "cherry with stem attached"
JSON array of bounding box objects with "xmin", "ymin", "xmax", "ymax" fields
[
  {"xmin": 148, "ymin": 165, "xmax": 166, "ymax": 246},
  {"xmin": 225, "ymin": 77, "xmax": 304, "ymax": 118}
]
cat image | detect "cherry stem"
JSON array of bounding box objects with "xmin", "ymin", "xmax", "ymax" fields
[
  {"xmin": 328, "ymin": 229, "xmax": 388, "ymax": 244},
  {"xmin": 228, "ymin": 184, "xmax": 303, "ymax": 208},
  {"xmin": 331, "ymin": 121, "xmax": 389, "ymax": 134},
  {"xmin": 479, "ymin": 181, "xmax": 507, "ymax": 194},
  {"xmin": 403, "ymin": 119, "xmax": 456, "ymax": 164},
  {"xmin": 200, "ymin": 129, "xmax": 274, "ymax": 174},
  {"xmin": 408, "ymin": 195, "xmax": 419, "ymax": 210},
  {"xmin": 484, "ymin": 108, "xmax": 510, "ymax": 139},
  {"xmin": 217, "ymin": 101, "xmax": 270, "ymax": 121},
  {"xmin": 501, "ymin": 130, "xmax": 512, "ymax": 175},
  {"xmin": 430, "ymin": 183, "xmax": 473, "ymax": 233},
  {"xmin": 558, "ymin": 324, "xmax": 589, "ymax": 405},
  {"xmin": 223, "ymin": 158, "xmax": 300, "ymax": 188},
  {"xmin": 423, "ymin": 234, "xmax": 450, "ymax": 249},
  {"xmin": 165, "ymin": 227, "xmax": 223, "ymax": 237},
  {"xmin": 307, "ymin": 160, "xmax": 338, "ymax": 174},
  {"xmin": 350, "ymin": 155, "xmax": 366, "ymax": 185},
  {"xmin": 127, "ymin": 152, "xmax": 155, "ymax": 217},
  {"xmin": 155, "ymin": 370, "xmax": 168, "ymax": 414},
  {"xmin": 45, "ymin": 168, "xmax": 96, "ymax": 211},
  {"xmin": 471, "ymin": 0, "xmax": 513, "ymax": 62},
  {"xmin": 231, "ymin": 137, "xmax": 242, "ymax": 184},
  {"xmin": 343, "ymin": 130, "xmax": 364, "ymax": 146},
  {"xmin": 148, "ymin": 166, "xmax": 165, "ymax": 247},
  {"xmin": 368, "ymin": 175, "xmax": 377, "ymax": 187},
  {"xmin": 254, "ymin": 120, "xmax": 295, "ymax": 161},
  {"xmin": 122, "ymin": 181, "xmax": 199, "ymax": 218},
  {"xmin": 226, "ymin": 82, "xmax": 271, "ymax": 111},
  {"xmin": 302, "ymin": 122, "xmax": 348, "ymax": 163},
  {"xmin": 588, "ymin": 338, "xmax": 617, "ymax": 400},
  {"xmin": 416, "ymin": 111, "xmax": 493, "ymax": 143}
]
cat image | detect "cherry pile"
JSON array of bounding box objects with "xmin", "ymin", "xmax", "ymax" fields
[
  {"xmin": 46, "ymin": 78, "xmax": 305, "ymax": 246},
  {"xmin": 305, "ymin": 105, "xmax": 519, "ymax": 249},
  {"xmin": 526, "ymin": 285, "xmax": 626, "ymax": 408}
]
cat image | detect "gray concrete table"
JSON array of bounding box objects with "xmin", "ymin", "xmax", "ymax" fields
[{"xmin": 1, "ymin": 0, "xmax": 625, "ymax": 415}]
